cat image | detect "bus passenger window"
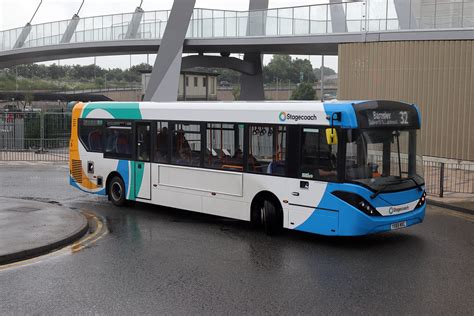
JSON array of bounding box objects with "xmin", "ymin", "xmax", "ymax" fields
[
  {"xmin": 171, "ymin": 123, "xmax": 201, "ymax": 167},
  {"xmin": 155, "ymin": 122, "xmax": 169, "ymax": 163},
  {"xmin": 300, "ymin": 127, "xmax": 337, "ymax": 181},
  {"xmin": 205, "ymin": 123, "xmax": 244, "ymax": 171},
  {"xmin": 104, "ymin": 121, "xmax": 132, "ymax": 157},
  {"xmin": 79, "ymin": 119, "xmax": 103, "ymax": 152},
  {"xmin": 248, "ymin": 125, "xmax": 287, "ymax": 175}
]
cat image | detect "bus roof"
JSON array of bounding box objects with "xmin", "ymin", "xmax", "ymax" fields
[{"xmin": 77, "ymin": 100, "xmax": 420, "ymax": 129}]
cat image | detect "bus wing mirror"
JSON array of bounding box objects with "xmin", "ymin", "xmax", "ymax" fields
[{"xmin": 326, "ymin": 128, "xmax": 338, "ymax": 145}]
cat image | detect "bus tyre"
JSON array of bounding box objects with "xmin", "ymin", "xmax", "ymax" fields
[
  {"xmin": 109, "ymin": 176, "xmax": 126, "ymax": 207},
  {"xmin": 262, "ymin": 199, "xmax": 282, "ymax": 235}
]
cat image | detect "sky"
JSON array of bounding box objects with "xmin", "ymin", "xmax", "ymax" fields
[{"xmin": 0, "ymin": 0, "xmax": 338, "ymax": 71}]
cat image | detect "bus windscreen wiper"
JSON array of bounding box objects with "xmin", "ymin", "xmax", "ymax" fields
[
  {"xmin": 406, "ymin": 176, "xmax": 423, "ymax": 191},
  {"xmin": 370, "ymin": 180, "xmax": 403, "ymax": 199}
]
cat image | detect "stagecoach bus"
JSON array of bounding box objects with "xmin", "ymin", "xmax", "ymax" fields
[{"xmin": 69, "ymin": 100, "xmax": 426, "ymax": 236}]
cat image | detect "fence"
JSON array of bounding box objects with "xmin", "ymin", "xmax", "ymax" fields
[
  {"xmin": 423, "ymin": 161, "xmax": 474, "ymax": 197},
  {"xmin": 0, "ymin": 112, "xmax": 472, "ymax": 197},
  {"xmin": 0, "ymin": 111, "xmax": 70, "ymax": 161}
]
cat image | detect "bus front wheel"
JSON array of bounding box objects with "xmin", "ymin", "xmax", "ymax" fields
[
  {"xmin": 109, "ymin": 176, "xmax": 126, "ymax": 207},
  {"xmin": 261, "ymin": 199, "xmax": 283, "ymax": 235}
]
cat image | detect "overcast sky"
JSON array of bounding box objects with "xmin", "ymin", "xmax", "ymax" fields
[{"xmin": 0, "ymin": 0, "xmax": 337, "ymax": 71}]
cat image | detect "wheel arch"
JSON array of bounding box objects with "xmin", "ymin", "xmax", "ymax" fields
[
  {"xmin": 106, "ymin": 171, "xmax": 124, "ymax": 198},
  {"xmin": 250, "ymin": 190, "xmax": 283, "ymax": 225}
]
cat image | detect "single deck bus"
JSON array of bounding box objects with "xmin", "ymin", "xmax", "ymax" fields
[{"xmin": 69, "ymin": 100, "xmax": 426, "ymax": 236}]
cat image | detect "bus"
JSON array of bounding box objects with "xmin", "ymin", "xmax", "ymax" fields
[{"xmin": 69, "ymin": 100, "xmax": 426, "ymax": 236}]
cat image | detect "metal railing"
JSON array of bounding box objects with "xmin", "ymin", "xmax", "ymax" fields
[
  {"xmin": 0, "ymin": 0, "xmax": 472, "ymax": 52},
  {"xmin": 0, "ymin": 111, "xmax": 70, "ymax": 161},
  {"xmin": 1, "ymin": 112, "xmax": 472, "ymax": 197}
]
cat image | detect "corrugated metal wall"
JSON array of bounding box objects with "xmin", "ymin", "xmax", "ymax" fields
[{"xmin": 338, "ymin": 41, "xmax": 474, "ymax": 161}]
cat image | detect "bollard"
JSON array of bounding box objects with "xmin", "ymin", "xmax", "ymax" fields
[{"xmin": 439, "ymin": 162, "xmax": 445, "ymax": 198}]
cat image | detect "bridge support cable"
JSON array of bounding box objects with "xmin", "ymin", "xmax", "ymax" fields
[
  {"xmin": 393, "ymin": 0, "xmax": 417, "ymax": 29},
  {"xmin": 60, "ymin": 0, "xmax": 85, "ymax": 43},
  {"xmin": 144, "ymin": 0, "xmax": 196, "ymax": 101},
  {"xmin": 240, "ymin": 0, "xmax": 268, "ymax": 101},
  {"xmin": 13, "ymin": 0, "xmax": 43, "ymax": 49}
]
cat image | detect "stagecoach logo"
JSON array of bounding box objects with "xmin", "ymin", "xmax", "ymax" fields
[
  {"xmin": 389, "ymin": 205, "xmax": 410, "ymax": 214},
  {"xmin": 278, "ymin": 112, "xmax": 317, "ymax": 122},
  {"xmin": 279, "ymin": 112, "xmax": 287, "ymax": 122}
]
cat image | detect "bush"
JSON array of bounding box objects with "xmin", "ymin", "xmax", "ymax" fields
[{"xmin": 290, "ymin": 82, "xmax": 315, "ymax": 100}]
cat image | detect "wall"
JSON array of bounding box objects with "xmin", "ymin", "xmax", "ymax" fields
[{"xmin": 338, "ymin": 41, "xmax": 474, "ymax": 161}]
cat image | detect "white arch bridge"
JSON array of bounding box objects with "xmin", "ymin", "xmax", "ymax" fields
[{"xmin": 0, "ymin": 0, "xmax": 473, "ymax": 100}]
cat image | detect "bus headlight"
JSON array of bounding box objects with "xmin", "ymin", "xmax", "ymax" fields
[
  {"xmin": 332, "ymin": 191, "xmax": 382, "ymax": 216},
  {"xmin": 416, "ymin": 191, "xmax": 426, "ymax": 208}
]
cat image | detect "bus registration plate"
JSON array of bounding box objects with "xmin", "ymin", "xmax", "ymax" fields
[{"xmin": 391, "ymin": 221, "xmax": 407, "ymax": 230}]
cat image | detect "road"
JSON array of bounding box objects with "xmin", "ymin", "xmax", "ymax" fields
[{"xmin": 0, "ymin": 162, "xmax": 473, "ymax": 314}]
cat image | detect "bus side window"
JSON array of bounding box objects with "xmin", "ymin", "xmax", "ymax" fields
[
  {"xmin": 205, "ymin": 123, "xmax": 244, "ymax": 171},
  {"xmin": 104, "ymin": 121, "xmax": 132, "ymax": 158},
  {"xmin": 155, "ymin": 121, "xmax": 169, "ymax": 163},
  {"xmin": 171, "ymin": 123, "xmax": 201, "ymax": 167},
  {"xmin": 79, "ymin": 119, "xmax": 103, "ymax": 152},
  {"xmin": 248, "ymin": 125, "xmax": 287, "ymax": 175},
  {"xmin": 300, "ymin": 127, "xmax": 337, "ymax": 181}
]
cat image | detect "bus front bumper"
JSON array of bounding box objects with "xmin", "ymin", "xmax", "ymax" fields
[{"xmin": 339, "ymin": 203, "xmax": 426, "ymax": 236}]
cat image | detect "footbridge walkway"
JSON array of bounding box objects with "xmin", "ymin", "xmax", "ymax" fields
[{"xmin": 1, "ymin": 1, "xmax": 472, "ymax": 68}]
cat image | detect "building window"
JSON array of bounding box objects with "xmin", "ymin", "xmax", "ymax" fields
[
  {"xmin": 248, "ymin": 125, "xmax": 287, "ymax": 175},
  {"xmin": 205, "ymin": 123, "xmax": 244, "ymax": 171},
  {"xmin": 185, "ymin": 76, "xmax": 189, "ymax": 87},
  {"xmin": 203, "ymin": 77, "xmax": 207, "ymax": 88},
  {"xmin": 171, "ymin": 123, "xmax": 201, "ymax": 167},
  {"xmin": 210, "ymin": 77, "xmax": 215, "ymax": 94},
  {"xmin": 194, "ymin": 77, "xmax": 198, "ymax": 87}
]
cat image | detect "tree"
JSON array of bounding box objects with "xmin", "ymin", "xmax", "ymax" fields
[
  {"xmin": 290, "ymin": 82, "xmax": 315, "ymax": 100},
  {"xmin": 313, "ymin": 66, "xmax": 336, "ymax": 81},
  {"xmin": 263, "ymin": 54, "xmax": 317, "ymax": 84},
  {"xmin": 232, "ymin": 86, "xmax": 240, "ymax": 100}
]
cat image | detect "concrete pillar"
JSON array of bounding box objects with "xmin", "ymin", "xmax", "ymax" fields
[
  {"xmin": 240, "ymin": 0, "xmax": 268, "ymax": 101},
  {"xmin": 60, "ymin": 15, "xmax": 80, "ymax": 43},
  {"xmin": 240, "ymin": 53, "xmax": 265, "ymax": 101},
  {"xmin": 329, "ymin": 0, "xmax": 348, "ymax": 33},
  {"xmin": 13, "ymin": 24, "xmax": 32, "ymax": 49},
  {"xmin": 125, "ymin": 7, "xmax": 144, "ymax": 39},
  {"xmin": 394, "ymin": 0, "xmax": 417, "ymax": 29},
  {"xmin": 144, "ymin": 0, "xmax": 196, "ymax": 101}
]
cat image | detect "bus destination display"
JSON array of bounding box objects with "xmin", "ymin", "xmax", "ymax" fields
[{"xmin": 367, "ymin": 110, "xmax": 410, "ymax": 127}]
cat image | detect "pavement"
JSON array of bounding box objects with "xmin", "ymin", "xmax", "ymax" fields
[
  {"xmin": 428, "ymin": 193, "xmax": 474, "ymax": 214},
  {"xmin": 0, "ymin": 162, "xmax": 473, "ymax": 314},
  {"xmin": 0, "ymin": 197, "xmax": 89, "ymax": 265}
]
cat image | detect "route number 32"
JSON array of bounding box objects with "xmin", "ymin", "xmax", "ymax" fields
[{"xmin": 399, "ymin": 111, "xmax": 409, "ymax": 124}]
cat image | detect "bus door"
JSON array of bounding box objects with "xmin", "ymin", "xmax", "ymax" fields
[
  {"xmin": 134, "ymin": 122, "xmax": 152, "ymax": 200},
  {"xmin": 287, "ymin": 127, "xmax": 339, "ymax": 235}
]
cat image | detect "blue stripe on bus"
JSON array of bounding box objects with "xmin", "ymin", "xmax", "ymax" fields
[
  {"xmin": 295, "ymin": 183, "xmax": 425, "ymax": 236},
  {"xmin": 69, "ymin": 176, "xmax": 106, "ymax": 195}
]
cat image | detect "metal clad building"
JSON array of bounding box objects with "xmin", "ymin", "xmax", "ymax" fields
[{"xmin": 338, "ymin": 40, "xmax": 474, "ymax": 161}]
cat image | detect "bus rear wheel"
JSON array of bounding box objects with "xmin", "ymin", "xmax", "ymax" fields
[
  {"xmin": 109, "ymin": 176, "xmax": 126, "ymax": 207},
  {"xmin": 261, "ymin": 199, "xmax": 283, "ymax": 235}
]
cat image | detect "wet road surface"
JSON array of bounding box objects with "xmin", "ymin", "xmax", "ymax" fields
[{"xmin": 0, "ymin": 162, "xmax": 473, "ymax": 314}]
